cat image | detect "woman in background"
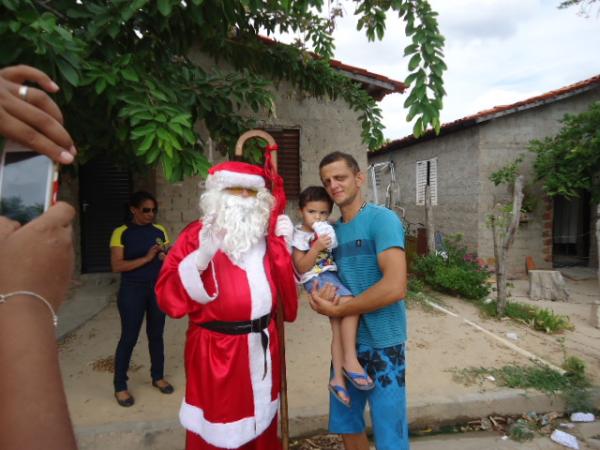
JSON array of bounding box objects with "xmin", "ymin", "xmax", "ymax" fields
[{"xmin": 110, "ymin": 190, "xmax": 173, "ymax": 407}]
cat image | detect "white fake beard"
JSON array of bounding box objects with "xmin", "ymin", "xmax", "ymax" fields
[{"xmin": 199, "ymin": 188, "xmax": 274, "ymax": 263}]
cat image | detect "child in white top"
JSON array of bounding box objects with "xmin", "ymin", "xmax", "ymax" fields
[{"xmin": 291, "ymin": 186, "xmax": 374, "ymax": 407}]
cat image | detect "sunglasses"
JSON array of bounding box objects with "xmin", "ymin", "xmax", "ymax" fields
[
  {"xmin": 141, "ymin": 207, "xmax": 158, "ymax": 214},
  {"xmin": 225, "ymin": 187, "xmax": 258, "ymax": 197}
]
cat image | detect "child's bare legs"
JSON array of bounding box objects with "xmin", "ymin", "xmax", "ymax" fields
[
  {"xmin": 340, "ymin": 305, "xmax": 372, "ymax": 387},
  {"xmin": 330, "ymin": 317, "xmax": 349, "ymax": 404}
]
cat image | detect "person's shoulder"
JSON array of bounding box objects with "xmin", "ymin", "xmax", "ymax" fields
[
  {"xmin": 112, "ymin": 223, "xmax": 128, "ymax": 233},
  {"xmin": 152, "ymin": 223, "xmax": 169, "ymax": 234},
  {"xmin": 293, "ymin": 224, "xmax": 311, "ymax": 237},
  {"xmin": 181, "ymin": 220, "xmax": 202, "ymax": 235},
  {"xmin": 366, "ymin": 203, "xmax": 392, "ymax": 215},
  {"xmin": 365, "ymin": 204, "xmax": 400, "ymax": 222},
  {"xmin": 110, "ymin": 224, "xmax": 128, "ymax": 247}
]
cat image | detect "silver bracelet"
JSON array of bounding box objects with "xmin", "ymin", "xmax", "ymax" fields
[{"xmin": 0, "ymin": 291, "xmax": 58, "ymax": 327}]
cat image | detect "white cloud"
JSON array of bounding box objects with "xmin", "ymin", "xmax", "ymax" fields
[{"xmin": 276, "ymin": 1, "xmax": 600, "ymax": 141}]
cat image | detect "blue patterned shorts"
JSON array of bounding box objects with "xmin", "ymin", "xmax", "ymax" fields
[{"xmin": 328, "ymin": 342, "xmax": 409, "ymax": 450}]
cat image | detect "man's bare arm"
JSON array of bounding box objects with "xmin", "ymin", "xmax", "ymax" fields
[{"xmin": 309, "ymin": 247, "xmax": 406, "ymax": 318}]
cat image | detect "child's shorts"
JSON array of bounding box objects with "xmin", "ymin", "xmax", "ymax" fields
[{"xmin": 303, "ymin": 270, "xmax": 353, "ymax": 297}]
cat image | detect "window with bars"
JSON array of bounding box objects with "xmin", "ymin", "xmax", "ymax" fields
[
  {"xmin": 265, "ymin": 128, "xmax": 301, "ymax": 199},
  {"xmin": 416, "ymin": 158, "xmax": 438, "ymax": 206}
]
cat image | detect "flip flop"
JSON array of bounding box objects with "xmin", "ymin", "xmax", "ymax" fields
[
  {"xmin": 342, "ymin": 367, "xmax": 375, "ymax": 391},
  {"xmin": 328, "ymin": 383, "xmax": 351, "ymax": 408}
]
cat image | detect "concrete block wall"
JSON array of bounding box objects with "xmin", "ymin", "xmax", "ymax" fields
[
  {"xmin": 368, "ymin": 127, "xmax": 481, "ymax": 250},
  {"xmin": 477, "ymin": 88, "xmax": 600, "ymax": 276}
]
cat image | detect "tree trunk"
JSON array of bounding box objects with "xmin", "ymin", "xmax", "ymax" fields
[
  {"xmin": 425, "ymin": 184, "xmax": 435, "ymax": 254},
  {"xmin": 491, "ymin": 215, "xmax": 507, "ymax": 314},
  {"xmin": 528, "ymin": 270, "xmax": 569, "ymax": 301},
  {"xmin": 495, "ymin": 176, "xmax": 524, "ymax": 316}
]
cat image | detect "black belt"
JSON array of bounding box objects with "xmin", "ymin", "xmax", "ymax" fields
[{"xmin": 196, "ymin": 313, "xmax": 271, "ymax": 379}]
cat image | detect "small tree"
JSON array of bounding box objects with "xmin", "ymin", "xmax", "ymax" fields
[
  {"xmin": 488, "ymin": 157, "xmax": 525, "ymax": 315},
  {"xmin": 529, "ymin": 101, "xmax": 600, "ymax": 289}
]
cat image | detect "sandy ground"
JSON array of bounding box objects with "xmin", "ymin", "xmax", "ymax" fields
[{"xmin": 59, "ymin": 272, "xmax": 600, "ymax": 432}]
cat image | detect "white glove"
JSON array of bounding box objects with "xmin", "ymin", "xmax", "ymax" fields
[
  {"xmin": 312, "ymin": 221, "xmax": 338, "ymax": 250},
  {"xmin": 196, "ymin": 217, "xmax": 225, "ymax": 271},
  {"xmin": 274, "ymin": 214, "xmax": 294, "ymax": 247}
]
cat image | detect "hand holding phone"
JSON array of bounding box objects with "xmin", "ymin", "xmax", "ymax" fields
[
  {"xmin": 0, "ymin": 202, "xmax": 75, "ymax": 312},
  {"xmin": 0, "ymin": 140, "xmax": 58, "ymax": 224}
]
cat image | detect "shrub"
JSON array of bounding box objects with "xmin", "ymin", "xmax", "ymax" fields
[{"xmin": 412, "ymin": 234, "xmax": 490, "ymax": 300}]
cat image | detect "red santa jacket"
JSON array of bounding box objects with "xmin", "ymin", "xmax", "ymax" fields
[{"xmin": 155, "ymin": 221, "xmax": 296, "ymax": 448}]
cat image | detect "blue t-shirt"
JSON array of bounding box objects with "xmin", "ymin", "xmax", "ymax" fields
[
  {"xmin": 110, "ymin": 222, "xmax": 169, "ymax": 283},
  {"xmin": 333, "ymin": 203, "xmax": 406, "ymax": 348}
]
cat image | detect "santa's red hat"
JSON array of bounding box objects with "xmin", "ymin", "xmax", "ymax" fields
[{"xmin": 205, "ymin": 161, "xmax": 266, "ymax": 191}]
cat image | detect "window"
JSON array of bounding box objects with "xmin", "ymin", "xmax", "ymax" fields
[
  {"xmin": 265, "ymin": 128, "xmax": 300, "ymax": 199},
  {"xmin": 416, "ymin": 158, "xmax": 438, "ymax": 206}
]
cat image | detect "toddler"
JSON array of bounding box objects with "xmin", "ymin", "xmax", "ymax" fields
[{"xmin": 291, "ymin": 186, "xmax": 374, "ymax": 407}]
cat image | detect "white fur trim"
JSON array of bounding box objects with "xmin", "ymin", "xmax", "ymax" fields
[
  {"xmin": 232, "ymin": 241, "xmax": 271, "ymax": 319},
  {"xmin": 205, "ymin": 170, "xmax": 265, "ymax": 191},
  {"xmin": 178, "ymin": 251, "xmax": 219, "ymax": 304},
  {"xmin": 248, "ymin": 328, "xmax": 274, "ymax": 434},
  {"xmin": 180, "ymin": 397, "xmax": 278, "ymax": 448}
]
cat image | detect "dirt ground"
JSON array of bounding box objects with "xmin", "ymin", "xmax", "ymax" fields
[{"xmin": 59, "ymin": 270, "xmax": 600, "ymax": 435}]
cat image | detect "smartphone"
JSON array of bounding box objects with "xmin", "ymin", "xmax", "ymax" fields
[{"xmin": 0, "ymin": 140, "xmax": 59, "ymax": 223}]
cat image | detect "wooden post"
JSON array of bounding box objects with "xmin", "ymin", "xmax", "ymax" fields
[
  {"xmin": 425, "ymin": 185, "xmax": 435, "ymax": 254},
  {"xmin": 234, "ymin": 130, "xmax": 290, "ymax": 450},
  {"xmin": 495, "ymin": 175, "xmax": 524, "ymax": 315}
]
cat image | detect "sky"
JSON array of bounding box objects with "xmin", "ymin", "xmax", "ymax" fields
[{"xmin": 289, "ymin": 0, "xmax": 600, "ymax": 140}]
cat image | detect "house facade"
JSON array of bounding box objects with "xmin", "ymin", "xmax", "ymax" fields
[
  {"xmin": 369, "ymin": 75, "xmax": 600, "ymax": 276},
  {"xmin": 61, "ymin": 51, "xmax": 405, "ymax": 275}
]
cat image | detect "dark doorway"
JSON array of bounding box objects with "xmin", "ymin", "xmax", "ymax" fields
[
  {"xmin": 79, "ymin": 158, "xmax": 132, "ymax": 273},
  {"xmin": 553, "ymin": 192, "xmax": 591, "ymax": 267}
]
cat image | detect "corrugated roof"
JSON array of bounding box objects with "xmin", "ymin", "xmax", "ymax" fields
[{"xmin": 376, "ymin": 74, "xmax": 600, "ymax": 154}]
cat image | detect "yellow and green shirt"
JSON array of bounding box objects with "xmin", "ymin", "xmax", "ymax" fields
[{"xmin": 110, "ymin": 222, "xmax": 169, "ymax": 283}]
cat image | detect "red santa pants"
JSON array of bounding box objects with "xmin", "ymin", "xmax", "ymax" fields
[{"xmin": 185, "ymin": 417, "xmax": 281, "ymax": 450}]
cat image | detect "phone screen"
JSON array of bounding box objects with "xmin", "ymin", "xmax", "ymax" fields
[{"xmin": 0, "ymin": 151, "xmax": 54, "ymax": 223}]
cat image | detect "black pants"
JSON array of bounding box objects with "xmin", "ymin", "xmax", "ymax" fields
[{"xmin": 113, "ymin": 280, "xmax": 165, "ymax": 392}]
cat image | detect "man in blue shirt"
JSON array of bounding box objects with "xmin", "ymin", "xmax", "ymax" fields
[{"xmin": 310, "ymin": 151, "xmax": 408, "ymax": 450}]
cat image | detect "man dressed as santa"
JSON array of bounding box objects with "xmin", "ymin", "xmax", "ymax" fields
[{"xmin": 156, "ymin": 160, "xmax": 297, "ymax": 450}]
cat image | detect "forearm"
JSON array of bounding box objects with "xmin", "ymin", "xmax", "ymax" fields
[
  {"xmin": 337, "ymin": 277, "xmax": 406, "ymax": 317},
  {"xmin": 293, "ymin": 247, "xmax": 322, "ymax": 274},
  {"xmin": 111, "ymin": 256, "xmax": 150, "ymax": 273},
  {"xmin": 0, "ymin": 296, "xmax": 77, "ymax": 450}
]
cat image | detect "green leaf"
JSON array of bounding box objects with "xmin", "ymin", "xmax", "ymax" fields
[
  {"xmin": 95, "ymin": 78, "xmax": 107, "ymax": 94},
  {"xmin": 408, "ymin": 53, "xmax": 421, "ymax": 71},
  {"xmin": 136, "ymin": 133, "xmax": 155, "ymax": 154},
  {"xmin": 131, "ymin": 122, "xmax": 157, "ymax": 138},
  {"xmin": 121, "ymin": 68, "xmax": 139, "ymax": 82},
  {"xmin": 157, "ymin": 127, "xmax": 172, "ymax": 142},
  {"xmin": 145, "ymin": 145, "xmax": 161, "ymax": 164},
  {"xmin": 157, "ymin": 0, "xmax": 173, "ymax": 16},
  {"xmin": 56, "ymin": 58, "xmax": 80, "ymax": 86}
]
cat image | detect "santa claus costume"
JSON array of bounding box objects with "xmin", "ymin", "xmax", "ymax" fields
[{"xmin": 156, "ymin": 160, "xmax": 298, "ymax": 450}]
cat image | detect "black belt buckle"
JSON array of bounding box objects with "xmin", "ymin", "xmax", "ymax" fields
[{"xmin": 252, "ymin": 314, "xmax": 269, "ymax": 333}]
